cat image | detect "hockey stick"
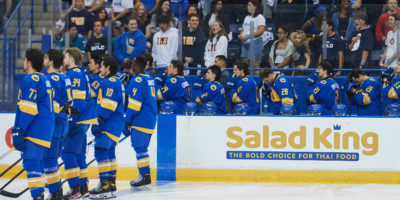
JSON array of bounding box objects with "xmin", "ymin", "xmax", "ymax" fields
[
  {"xmin": 0, "ymin": 136, "xmax": 128, "ymax": 198},
  {"xmin": 0, "ymin": 147, "xmax": 15, "ymax": 161},
  {"xmin": 0, "ymin": 158, "xmax": 22, "ymax": 178}
]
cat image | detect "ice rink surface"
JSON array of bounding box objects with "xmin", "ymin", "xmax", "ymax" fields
[{"xmin": 1, "ymin": 179, "xmax": 400, "ymax": 200}]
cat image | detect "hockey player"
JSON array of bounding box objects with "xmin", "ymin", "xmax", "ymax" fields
[
  {"xmin": 89, "ymin": 55, "xmax": 125, "ymax": 199},
  {"xmin": 229, "ymin": 60, "xmax": 260, "ymax": 115},
  {"xmin": 306, "ymin": 60, "xmax": 340, "ymax": 115},
  {"xmin": 260, "ymin": 68, "xmax": 298, "ymax": 115},
  {"xmin": 157, "ymin": 60, "xmax": 191, "ymax": 114},
  {"xmin": 382, "ymin": 65, "xmax": 400, "ymax": 104},
  {"xmin": 125, "ymin": 56, "xmax": 157, "ymax": 190},
  {"xmin": 62, "ymin": 48, "xmax": 97, "ymax": 199},
  {"xmin": 347, "ymin": 68, "xmax": 383, "ymax": 116},
  {"xmin": 195, "ymin": 66, "xmax": 227, "ymax": 114},
  {"xmin": 43, "ymin": 49, "xmax": 73, "ymax": 199},
  {"xmin": 12, "ymin": 48, "xmax": 55, "ymax": 199}
]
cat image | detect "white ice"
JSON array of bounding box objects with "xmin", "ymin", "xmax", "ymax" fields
[{"xmin": 0, "ymin": 179, "xmax": 400, "ymax": 200}]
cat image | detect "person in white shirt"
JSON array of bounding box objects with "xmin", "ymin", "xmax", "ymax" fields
[
  {"xmin": 239, "ymin": 0, "xmax": 265, "ymax": 68},
  {"xmin": 84, "ymin": 0, "xmax": 104, "ymax": 13},
  {"xmin": 204, "ymin": 20, "xmax": 228, "ymax": 67},
  {"xmin": 380, "ymin": 13, "xmax": 399, "ymax": 69},
  {"xmin": 152, "ymin": 15, "xmax": 179, "ymax": 67},
  {"xmin": 111, "ymin": 0, "xmax": 134, "ymax": 25}
]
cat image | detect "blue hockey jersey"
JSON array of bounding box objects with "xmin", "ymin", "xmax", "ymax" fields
[
  {"xmin": 307, "ymin": 78, "xmax": 340, "ymax": 115},
  {"xmin": 126, "ymin": 74, "xmax": 158, "ymax": 134},
  {"xmin": 269, "ymin": 74, "xmax": 298, "ymax": 115},
  {"xmin": 14, "ymin": 73, "xmax": 55, "ymax": 148},
  {"xmin": 158, "ymin": 75, "xmax": 191, "ymax": 114},
  {"xmin": 383, "ymin": 76, "xmax": 400, "ymax": 104},
  {"xmin": 230, "ymin": 76, "xmax": 260, "ymax": 115},
  {"xmin": 89, "ymin": 73, "xmax": 104, "ymax": 99},
  {"xmin": 352, "ymin": 77, "xmax": 383, "ymax": 116},
  {"xmin": 195, "ymin": 81, "xmax": 227, "ymax": 114},
  {"xmin": 46, "ymin": 72, "xmax": 73, "ymax": 120},
  {"xmin": 97, "ymin": 76, "xmax": 125, "ymax": 141}
]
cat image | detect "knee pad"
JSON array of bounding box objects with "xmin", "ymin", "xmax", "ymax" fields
[
  {"xmin": 134, "ymin": 146, "xmax": 148, "ymax": 155},
  {"xmin": 43, "ymin": 159, "xmax": 58, "ymax": 173},
  {"xmin": 108, "ymin": 147, "xmax": 116, "ymax": 161},
  {"xmin": 22, "ymin": 159, "xmax": 42, "ymax": 174},
  {"xmin": 94, "ymin": 148, "xmax": 109, "ymax": 163},
  {"xmin": 76, "ymin": 154, "xmax": 87, "ymax": 169}
]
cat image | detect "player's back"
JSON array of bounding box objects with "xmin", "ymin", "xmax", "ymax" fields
[
  {"xmin": 233, "ymin": 76, "xmax": 260, "ymax": 115},
  {"xmin": 270, "ymin": 74, "xmax": 298, "ymax": 115},
  {"xmin": 159, "ymin": 75, "xmax": 190, "ymax": 114},
  {"xmin": 313, "ymin": 78, "xmax": 340, "ymax": 115},
  {"xmin": 46, "ymin": 72, "xmax": 72, "ymax": 120},
  {"xmin": 356, "ymin": 77, "xmax": 383, "ymax": 116},
  {"xmin": 198, "ymin": 81, "xmax": 227, "ymax": 114}
]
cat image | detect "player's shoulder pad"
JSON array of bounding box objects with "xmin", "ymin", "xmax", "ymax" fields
[
  {"xmin": 109, "ymin": 77, "xmax": 116, "ymax": 82},
  {"xmin": 31, "ymin": 74, "xmax": 40, "ymax": 82},
  {"xmin": 279, "ymin": 77, "xmax": 287, "ymax": 83},
  {"xmin": 135, "ymin": 76, "xmax": 143, "ymax": 83},
  {"xmin": 73, "ymin": 68, "xmax": 81, "ymax": 72},
  {"xmin": 51, "ymin": 74, "xmax": 60, "ymax": 81},
  {"xmin": 170, "ymin": 77, "xmax": 177, "ymax": 84},
  {"xmin": 368, "ymin": 77, "xmax": 375, "ymax": 82},
  {"xmin": 242, "ymin": 77, "xmax": 248, "ymax": 82},
  {"xmin": 210, "ymin": 84, "xmax": 217, "ymax": 91},
  {"xmin": 320, "ymin": 80, "xmax": 327, "ymax": 85}
]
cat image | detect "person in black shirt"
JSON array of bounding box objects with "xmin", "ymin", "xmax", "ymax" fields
[
  {"xmin": 319, "ymin": 19, "xmax": 344, "ymax": 76},
  {"xmin": 67, "ymin": 0, "xmax": 94, "ymax": 38},
  {"xmin": 183, "ymin": 14, "xmax": 207, "ymax": 75},
  {"xmin": 291, "ymin": 30, "xmax": 310, "ymax": 76},
  {"xmin": 86, "ymin": 19, "xmax": 108, "ymax": 61}
]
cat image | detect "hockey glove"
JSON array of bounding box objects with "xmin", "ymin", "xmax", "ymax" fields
[
  {"xmin": 123, "ymin": 122, "xmax": 131, "ymax": 137},
  {"xmin": 381, "ymin": 68, "xmax": 395, "ymax": 84},
  {"xmin": 92, "ymin": 116, "xmax": 106, "ymax": 137},
  {"xmin": 12, "ymin": 127, "xmax": 26, "ymax": 151},
  {"xmin": 261, "ymin": 82, "xmax": 271, "ymax": 98},
  {"xmin": 306, "ymin": 72, "xmax": 319, "ymax": 86}
]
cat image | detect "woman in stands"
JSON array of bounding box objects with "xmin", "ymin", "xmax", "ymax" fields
[
  {"xmin": 148, "ymin": 0, "xmax": 177, "ymax": 36},
  {"xmin": 204, "ymin": 20, "xmax": 228, "ymax": 67},
  {"xmin": 203, "ymin": 0, "xmax": 230, "ymax": 35},
  {"xmin": 290, "ymin": 30, "xmax": 310, "ymax": 76},
  {"xmin": 239, "ymin": 0, "xmax": 265, "ymax": 69},
  {"xmin": 95, "ymin": 7, "xmax": 110, "ymax": 36},
  {"xmin": 131, "ymin": 2, "xmax": 151, "ymax": 38},
  {"xmin": 268, "ymin": 24, "xmax": 294, "ymax": 69}
]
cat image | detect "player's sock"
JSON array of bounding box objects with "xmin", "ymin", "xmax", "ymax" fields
[
  {"xmin": 23, "ymin": 159, "xmax": 45, "ymax": 198},
  {"xmin": 43, "ymin": 158, "xmax": 61, "ymax": 194},
  {"xmin": 61, "ymin": 152, "xmax": 80, "ymax": 187}
]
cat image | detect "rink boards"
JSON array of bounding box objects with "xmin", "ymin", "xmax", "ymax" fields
[{"xmin": 1, "ymin": 113, "xmax": 400, "ymax": 184}]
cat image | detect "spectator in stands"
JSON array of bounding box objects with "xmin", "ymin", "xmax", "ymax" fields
[
  {"xmin": 302, "ymin": 5, "xmax": 326, "ymax": 66},
  {"xmin": 57, "ymin": 23, "xmax": 87, "ymax": 51},
  {"xmin": 380, "ymin": 14, "xmax": 399, "ymax": 69},
  {"xmin": 183, "ymin": 14, "xmax": 208, "ymax": 75},
  {"xmin": 131, "ymin": 2, "xmax": 150, "ymax": 35},
  {"xmin": 139, "ymin": 0, "xmax": 161, "ymax": 15},
  {"xmin": 195, "ymin": 66, "xmax": 227, "ymax": 114},
  {"xmin": 204, "ymin": 20, "xmax": 228, "ymax": 67},
  {"xmin": 376, "ymin": 0, "xmax": 400, "ymax": 47},
  {"xmin": 152, "ymin": 15, "xmax": 179, "ymax": 67},
  {"xmin": 229, "ymin": 60, "xmax": 260, "ymax": 115},
  {"xmin": 171, "ymin": 0, "xmax": 189, "ymax": 21},
  {"xmin": 95, "ymin": 7, "xmax": 110, "ymax": 36},
  {"xmin": 85, "ymin": 0, "xmax": 104, "ymax": 13},
  {"xmin": 115, "ymin": 17, "xmax": 147, "ymax": 66},
  {"xmin": 239, "ymin": 0, "xmax": 265, "ymax": 69},
  {"xmin": 68, "ymin": 0, "xmax": 94, "ymax": 38},
  {"xmin": 183, "ymin": 5, "xmax": 202, "ymax": 30},
  {"xmin": 86, "ymin": 20, "xmax": 108, "ymax": 61},
  {"xmin": 348, "ymin": 11, "xmax": 374, "ymax": 69},
  {"xmin": 149, "ymin": 0, "xmax": 177, "ymax": 35},
  {"xmin": 203, "ymin": 0, "xmax": 230, "ymax": 35},
  {"xmin": 347, "ymin": 68, "xmax": 383, "ymax": 116},
  {"xmin": 143, "ymin": 53, "xmax": 154, "ymax": 72},
  {"xmin": 269, "ymin": 24, "xmax": 294, "ymax": 68},
  {"xmin": 214, "ymin": 55, "xmax": 229, "ymax": 88},
  {"xmin": 111, "ymin": 0, "xmax": 134, "ymax": 27},
  {"xmin": 259, "ymin": 68, "xmax": 298, "ymax": 115},
  {"xmin": 290, "ymin": 30, "xmax": 310, "ymax": 76},
  {"xmin": 332, "ymin": 0, "xmax": 356, "ymax": 44},
  {"xmin": 318, "ymin": 19, "xmax": 344, "ymax": 76}
]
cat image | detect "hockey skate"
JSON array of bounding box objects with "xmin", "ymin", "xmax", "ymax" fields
[
  {"xmin": 46, "ymin": 187, "xmax": 63, "ymax": 200},
  {"xmin": 34, "ymin": 192, "xmax": 44, "ymax": 200},
  {"xmin": 130, "ymin": 174, "xmax": 152, "ymax": 191},
  {"xmin": 109, "ymin": 176, "xmax": 117, "ymax": 197},
  {"xmin": 80, "ymin": 180, "xmax": 89, "ymax": 198},
  {"xmin": 89, "ymin": 178, "xmax": 113, "ymax": 199},
  {"xmin": 63, "ymin": 186, "xmax": 81, "ymax": 199}
]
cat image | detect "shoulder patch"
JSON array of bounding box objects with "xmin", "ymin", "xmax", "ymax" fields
[
  {"xmin": 210, "ymin": 84, "xmax": 217, "ymax": 91},
  {"xmin": 171, "ymin": 78, "xmax": 177, "ymax": 83},
  {"xmin": 242, "ymin": 78, "xmax": 248, "ymax": 82},
  {"xmin": 135, "ymin": 77, "xmax": 142, "ymax": 83},
  {"xmin": 51, "ymin": 75, "xmax": 59, "ymax": 81},
  {"xmin": 31, "ymin": 74, "xmax": 40, "ymax": 82},
  {"xmin": 73, "ymin": 68, "xmax": 80, "ymax": 72},
  {"xmin": 280, "ymin": 78, "xmax": 286, "ymax": 83},
  {"xmin": 369, "ymin": 78, "xmax": 375, "ymax": 82},
  {"xmin": 320, "ymin": 80, "xmax": 326, "ymax": 84},
  {"xmin": 109, "ymin": 77, "xmax": 116, "ymax": 82}
]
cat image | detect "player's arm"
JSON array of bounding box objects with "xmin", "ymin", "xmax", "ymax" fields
[
  {"xmin": 14, "ymin": 76, "xmax": 40, "ymax": 131},
  {"xmin": 230, "ymin": 81, "xmax": 247, "ymax": 104},
  {"xmin": 126, "ymin": 78, "xmax": 144, "ymax": 123},
  {"xmin": 196, "ymin": 84, "xmax": 214, "ymax": 104},
  {"xmin": 307, "ymin": 83, "xmax": 320, "ymax": 104},
  {"xmin": 353, "ymin": 84, "xmax": 374, "ymax": 106},
  {"xmin": 98, "ymin": 80, "xmax": 119, "ymax": 119},
  {"xmin": 158, "ymin": 78, "xmax": 175, "ymax": 101},
  {"xmin": 387, "ymin": 81, "xmax": 400, "ymax": 100}
]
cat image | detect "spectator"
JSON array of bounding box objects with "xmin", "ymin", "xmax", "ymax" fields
[
  {"xmin": 290, "ymin": 30, "xmax": 310, "ymax": 76},
  {"xmin": 148, "ymin": 0, "xmax": 177, "ymax": 35},
  {"xmin": 86, "ymin": 20, "xmax": 108, "ymax": 61},
  {"xmin": 183, "ymin": 14, "xmax": 208, "ymax": 74},
  {"xmin": 152, "ymin": 15, "xmax": 179, "ymax": 67},
  {"xmin": 213, "ymin": 55, "xmax": 229, "ymax": 88},
  {"xmin": 269, "ymin": 25, "xmax": 294, "ymax": 68},
  {"xmin": 139, "ymin": 0, "xmax": 161, "ymax": 15},
  {"xmin": 170, "ymin": 0, "xmax": 189, "ymax": 21},
  {"xmin": 229, "ymin": 60, "xmax": 260, "ymax": 115},
  {"xmin": 183, "ymin": 5, "xmax": 202, "ymax": 30},
  {"xmin": 261, "ymin": 0, "xmax": 274, "ymax": 21},
  {"xmin": 260, "ymin": 68, "xmax": 298, "ymax": 115},
  {"xmin": 111, "ymin": 0, "xmax": 134, "ymax": 26},
  {"xmin": 318, "ymin": 19, "xmax": 344, "ymax": 76},
  {"xmin": 203, "ymin": 0, "xmax": 230, "ymax": 34},
  {"xmin": 57, "ymin": 23, "xmax": 87, "ymax": 51},
  {"xmin": 332, "ymin": 0, "xmax": 356, "ymax": 44},
  {"xmin": 348, "ymin": 11, "xmax": 374, "ymax": 69},
  {"xmin": 347, "ymin": 68, "xmax": 383, "ymax": 116},
  {"xmin": 0, "ymin": 0, "xmax": 11, "ymax": 31},
  {"xmin": 85, "ymin": 0, "xmax": 104, "ymax": 13},
  {"xmin": 95, "ymin": 7, "xmax": 110, "ymax": 36},
  {"xmin": 131, "ymin": 2, "xmax": 150, "ymax": 34},
  {"xmin": 67, "ymin": 0, "xmax": 94, "ymax": 38},
  {"xmin": 115, "ymin": 17, "xmax": 147, "ymax": 66},
  {"xmin": 204, "ymin": 20, "xmax": 228, "ymax": 67},
  {"xmin": 239, "ymin": 0, "xmax": 265, "ymax": 69},
  {"xmin": 195, "ymin": 66, "xmax": 227, "ymax": 114},
  {"xmin": 379, "ymin": 13, "xmax": 399, "ymax": 69},
  {"xmin": 376, "ymin": 0, "xmax": 400, "ymax": 47}
]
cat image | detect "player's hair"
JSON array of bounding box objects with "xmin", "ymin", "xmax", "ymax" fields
[
  {"xmin": 143, "ymin": 53, "xmax": 154, "ymax": 67},
  {"xmin": 215, "ymin": 55, "xmax": 227, "ymax": 66},
  {"xmin": 91, "ymin": 54, "xmax": 102, "ymax": 65},
  {"xmin": 26, "ymin": 48, "xmax": 44, "ymax": 72},
  {"xmin": 171, "ymin": 60, "xmax": 184, "ymax": 76},
  {"xmin": 347, "ymin": 68, "xmax": 366, "ymax": 79},
  {"xmin": 122, "ymin": 59, "xmax": 133, "ymax": 70},
  {"xmin": 318, "ymin": 59, "xmax": 334, "ymax": 77},
  {"xmin": 94, "ymin": 19, "xmax": 104, "ymax": 27},
  {"xmin": 248, "ymin": 0, "xmax": 262, "ymax": 17},
  {"xmin": 46, "ymin": 49, "xmax": 64, "ymax": 69},
  {"xmin": 158, "ymin": 14, "xmax": 171, "ymax": 25},
  {"xmin": 102, "ymin": 55, "xmax": 119, "ymax": 76},
  {"xmin": 64, "ymin": 48, "xmax": 82, "ymax": 66},
  {"xmin": 234, "ymin": 60, "xmax": 249, "ymax": 76},
  {"xmin": 259, "ymin": 68, "xmax": 274, "ymax": 79},
  {"xmin": 353, "ymin": 11, "xmax": 367, "ymax": 22},
  {"xmin": 209, "ymin": 65, "xmax": 222, "ymax": 81},
  {"xmin": 133, "ymin": 56, "xmax": 147, "ymax": 74}
]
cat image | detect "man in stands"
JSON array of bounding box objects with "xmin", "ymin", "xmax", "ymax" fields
[
  {"xmin": 375, "ymin": 0, "xmax": 400, "ymax": 47},
  {"xmin": 67, "ymin": 0, "xmax": 94, "ymax": 38}
]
